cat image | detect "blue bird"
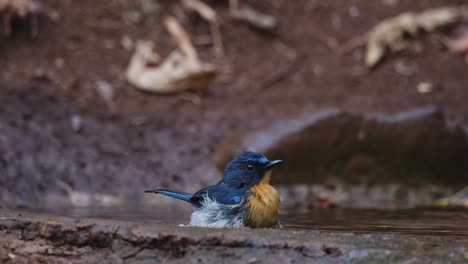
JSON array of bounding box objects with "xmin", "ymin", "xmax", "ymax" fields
[{"xmin": 145, "ymin": 151, "xmax": 283, "ymax": 228}]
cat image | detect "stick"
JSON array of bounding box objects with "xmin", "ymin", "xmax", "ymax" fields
[
  {"xmin": 257, "ymin": 59, "xmax": 301, "ymax": 93},
  {"xmin": 229, "ymin": 0, "xmax": 277, "ymax": 31},
  {"xmin": 309, "ymin": 27, "xmax": 339, "ymax": 50},
  {"xmin": 163, "ymin": 16, "xmax": 198, "ymax": 62},
  {"xmin": 337, "ymin": 33, "xmax": 368, "ymax": 54},
  {"xmin": 182, "ymin": 0, "xmax": 225, "ymax": 57}
]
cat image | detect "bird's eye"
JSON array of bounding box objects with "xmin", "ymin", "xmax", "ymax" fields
[
  {"xmin": 239, "ymin": 182, "xmax": 245, "ymax": 188},
  {"xmin": 247, "ymin": 164, "xmax": 254, "ymax": 171}
]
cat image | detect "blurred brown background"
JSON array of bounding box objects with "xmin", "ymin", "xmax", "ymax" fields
[{"xmin": 1, "ymin": 0, "xmax": 468, "ymax": 209}]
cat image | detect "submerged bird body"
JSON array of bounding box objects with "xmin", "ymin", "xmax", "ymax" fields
[{"xmin": 146, "ymin": 152, "xmax": 282, "ymax": 228}]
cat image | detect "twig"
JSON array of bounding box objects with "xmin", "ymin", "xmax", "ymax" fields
[
  {"xmin": 309, "ymin": 27, "xmax": 339, "ymax": 50},
  {"xmin": 337, "ymin": 33, "xmax": 368, "ymax": 54},
  {"xmin": 229, "ymin": 0, "xmax": 277, "ymax": 32},
  {"xmin": 163, "ymin": 16, "xmax": 198, "ymax": 62},
  {"xmin": 182, "ymin": 0, "xmax": 225, "ymax": 57},
  {"xmin": 434, "ymin": 33, "xmax": 456, "ymax": 51},
  {"xmin": 177, "ymin": 93, "xmax": 202, "ymax": 106},
  {"xmin": 257, "ymin": 59, "xmax": 301, "ymax": 93},
  {"xmin": 56, "ymin": 179, "xmax": 73, "ymax": 195},
  {"xmin": 210, "ymin": 20, "xmax": 224, "ymax": 57}
]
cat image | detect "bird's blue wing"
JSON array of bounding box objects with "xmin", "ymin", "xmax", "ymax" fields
[{"xmin": 191, "ymin": 184, "xmax": 242, "ymax": 207}]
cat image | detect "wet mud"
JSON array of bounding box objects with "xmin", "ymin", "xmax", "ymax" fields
[{"xmin": 0, "ymin": 210, "xmax": 466, "ymax": 263}]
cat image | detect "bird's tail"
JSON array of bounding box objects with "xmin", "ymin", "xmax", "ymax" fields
[{"xmin": 145, "ymin": 189, "xmax": 193, "ymax": 203}]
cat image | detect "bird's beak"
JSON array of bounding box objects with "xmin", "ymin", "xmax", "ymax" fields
[{"xmin": 264, "ymin": 160, "xmax": 283, "ymax": 170}]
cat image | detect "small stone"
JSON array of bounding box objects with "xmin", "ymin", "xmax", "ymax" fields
[
  {"xmin": 55, "ymin": 57, "xmax": 65, "ymax": 69},
  {"xmin": 95, "ymin": 80, "xmax": 114, "ymax": 102},
  {"xmin": 103, "ymin": 39, "xmax": 117, "ymax": 50},
  {"xmin": 139, "ymin": 0, "xmax": 160, "ymax": 15},
  {"xmin": 331, "ymin": 14, "xmax": 342, "ymax": 31},
  {"xmin": 127, "ymin": 11, "xmax": 142, "ymax": 24},
  {"xmin": 312, "ymin": 64, "xmax": 323, "ymax": 75},
  {"xmin": 71, "ymin": 115, "xmax": 82, "ymax": 132},
  {"xmin": 417, "ymin": 81, "xmax": 434, "ymax": 94},
  {"xmin": 394, "ymin": 60, "xmax": 417, "ymax": 77},
  {"xmin": 31, "ymin": 68, "xmax": 56, "ymax": 82},
  {"xmin": 47, "ymin": 10, "xmax": 61, "ymax": 22},
  {"xmin": 382, "ymin": 0, "xmax": 399, "ymax": 6},
  {"xmin": 348, "ymin": 6, "xmax": 360, "ymax": 18},
  {"xmin": 22, "ymin": 225, "xmax": 39, "ymax": 240},
  {"xmin": 121, "ymin": 36, "xmax": 134, "ymax": 51}
]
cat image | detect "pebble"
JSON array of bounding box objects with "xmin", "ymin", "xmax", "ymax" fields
[{"xmin": 417, "ymin": 81, "xmax": 434, "ymax": 94}]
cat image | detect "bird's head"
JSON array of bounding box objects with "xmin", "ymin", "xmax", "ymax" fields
[{"xmin": 221, "ymin": 151, "xmax": 282, "ymax": 190}]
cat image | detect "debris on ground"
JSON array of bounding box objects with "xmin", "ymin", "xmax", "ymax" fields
[
  {"xmin": 365, "ymin": 6, "xmax": 468, "ymax": 67},
  {"xmin": 434, "ymin": 186, "xmax": 468, "ymax": 208},
  {"xmin": 126, "ymin": 16, "xmax": 217, "ymax": 94},
  {"xmin": 393, "ymin": 59, "xmax": 417, "ymax": 76},
  {"xmin": 416, "ymin": 81, "xmax": 436, "ymax": 94},
  {"xmin": 125, "ymin": 0, "xmax": 160, "ymax": 24},
  {"xmin": 256, "ymin": 58, "xmax": 300, "ymax": 93},
  {"xmin": 0, "ymin": 0, "xmax": 41, "ymax": 36},
  {"xmin": 309, "ymin": 197, "xmax": 337, "ymax": 209},
  {"xmin": 121, "ymin": 35, "xmax": 134, "ymax": 51},
  {"xmin": 70, "ymin": 115, "xmax": 82, "ymax": 132},
  {"xmin": 95, "ymin": 80, "xmax": 114, "ymax": 103},
  {"xmin": 56, "ymin": 180, "xmax": 121, "ymax": 207},
  {"xmin": 182, "ymin": 0, "xmax": 224, "ymax": 57},
  {"xmin": 449, "ymin": 28, "xmax": 468, "ymax": 55},
  {"xmin": 229, "ymin": 0, "xmax": 277, "ymax": 32}
]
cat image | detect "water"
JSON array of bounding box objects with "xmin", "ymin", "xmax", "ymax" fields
[
  {"xmin": 24, "ymin": 206, "xmax": 468, "ymax": 237},
  {"xmin": 282, "ymin": 208, "xmax": 468, "ymax": 237}
]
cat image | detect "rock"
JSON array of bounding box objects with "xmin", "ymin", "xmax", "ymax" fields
[
  {"xmin": 214, "ymin": 107, "xmax": 468, "ymax": 186},
  {"xmin": 22, "ymin": 223, "xmax": 39, "ymax": 240},
  {"xmin": 0, "ymin": 246, "xmax": 9, "ymax": 261},
  {"xmin": 111, "ymin": 239, "xmax": 141, "ymax": 259}
]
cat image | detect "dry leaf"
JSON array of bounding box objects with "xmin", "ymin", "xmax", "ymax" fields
[
  {"xmin": 126, "ymin": 16, "xmax": 217, "ymax": 94},
  {"xmin": 366, "ymin": 6, "xmax": 468, "ymax": 67}
]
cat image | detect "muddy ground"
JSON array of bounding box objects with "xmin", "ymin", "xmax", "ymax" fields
[{"xmin": 1, "ymin": 0, "xmax": 468, "ymax": 206}]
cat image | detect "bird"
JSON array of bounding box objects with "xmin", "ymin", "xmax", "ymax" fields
[{"xmin": 145, "ymin": 151, "xmax": 283, "ymax": 228}]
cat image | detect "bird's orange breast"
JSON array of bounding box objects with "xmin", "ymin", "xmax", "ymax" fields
[{"xmin": 245, "ymin": 171, "xmax": 280, "ymax": 228}]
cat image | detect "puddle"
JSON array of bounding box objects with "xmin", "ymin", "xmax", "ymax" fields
[
  {"xmin": 282, "ymin": 207, "xmax": 468, "ymax": 237},
  {"xmin": 20, "ymin": 206, "xmax": 468, "ymax": 237}
]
